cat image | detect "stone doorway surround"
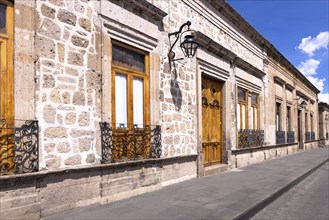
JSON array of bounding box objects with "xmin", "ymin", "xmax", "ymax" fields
[{"xmin": 196, "ymin": 50, "xmax": 231, "ymax": 177}]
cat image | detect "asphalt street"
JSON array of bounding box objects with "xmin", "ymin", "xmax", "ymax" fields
[{"xmin": 253, "ymin": 161, "xmax": 329, "ymax": 220}]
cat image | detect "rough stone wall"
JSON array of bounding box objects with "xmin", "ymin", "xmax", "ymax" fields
[
  {"xmin": 151, "ymin": 0, "xmax": 265, "ymax": 158},
  {"xmin": 0, "ymin": 156, "xmax": 197, "ymax": 219},
  {"xmin": 34, "ymin": 0, "xmax": 102, "ymax": 170}
]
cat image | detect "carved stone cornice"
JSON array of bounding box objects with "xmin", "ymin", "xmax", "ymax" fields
[{"xmin": 195, "ymin": 31, "xmax": 265, "ymax": 79}]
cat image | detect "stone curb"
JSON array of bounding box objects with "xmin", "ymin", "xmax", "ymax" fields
[{"xmin": 233, "ymin": 158, "xmax": 329, "ymax": 220}]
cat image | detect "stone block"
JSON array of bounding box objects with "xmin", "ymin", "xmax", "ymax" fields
[
  {"xmin": 43, "ymin": 105, "xmax": 56, "ymax": 123},
  {"xmin": 71, "ymin": 35, "xmax": 89, "ymax": 48},
  {"xmin": 35, "ymin": 35, "xmax": 55, "ymax": 59},
  {"xmin": 57, "ymin": 142, "xmax": 71, "ymax": 153},
  {"xmin": 41, "ymin": 3, "xmax": 56, "ymax": 19},
  {"xmin": 78, "ymin": 137, "xmax": 92, "ymax": 152},
  {"xmin": 57, "ymin": 9, "xmax": 77, "ymax": 26},
  {"xmin": 64, "ymin": 154, "xmax": 82, "ymax": 166},
  {"xmin": 73, "ymin": 92, "xmax": 85, "ymax": 106},
  {"xmin": 78, "ymin": 112, "xmax": 90, "ymax": 127},
  {"xmin": 44, "ymin": 127, "xmax": 68, "ymax": 138},
  {"xmin": 86, "ymin": 69, "xmax": 100, "ymax": 89},
  {"xmin": 42, "ymin": 74, "xmax": 55, "ymax": 88},
  {"xmin": 45, "ymin": 154, "xmax": 62, "ymax": 169},
  {"xmin": 70, "ymin": 129, "xmax": 94, "ymax": 138},
  {"xmin": 0, "ymin": 203, "xmax": 40, "ymax": 220},
  {"xmin": 65, "ymin": 112, "xmax": 76, "ymax": 125},
  {"xmin": 68, "ymin": 51, "xmax": 84, "ymax": 66},
  {"xmin": 79, "ymin": 18, "xmax": 92, "ymax": 32},
  {"xmin": 39, "ymin": 18, "xmax": 61, "ymax": 40},
  {"xmin": 39, "ymin": 182, "xmax": 99, "ymax": 215}
]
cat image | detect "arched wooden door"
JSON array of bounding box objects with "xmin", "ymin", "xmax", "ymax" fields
[{"xmin": 202, "ymin": 76, "xmax": 222, "ymax": 166}]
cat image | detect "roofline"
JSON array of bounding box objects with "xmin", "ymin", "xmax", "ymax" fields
[{"xmin": 204, "ymin": 0, "xmax": 320, "ymax": 94}]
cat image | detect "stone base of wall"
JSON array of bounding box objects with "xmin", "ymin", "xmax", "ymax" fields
[
  {"xmin": 0, "ymin": 155, "xmax": 197, "ymax": 219},
  {"xmin": 319, "ymin": 139, "xmax": 329, "ymax": 147},
  {"xmin": 232, "ymin": 144, "xmax": 299, "ymax": 168},
  {"xmin": 304, "ymin": 140, "xmax": 320, "ymax": 150}
]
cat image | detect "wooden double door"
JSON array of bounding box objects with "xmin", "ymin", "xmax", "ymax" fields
[{"xmin": 202, "ymin": 76, "xmax": 222, "ymax": 166}]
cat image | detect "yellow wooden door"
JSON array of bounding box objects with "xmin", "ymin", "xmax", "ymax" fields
[
  {"xmin": 202, "ymin": 76, "xmax": 222, "ymax": 166},
  {"xmin": 0, "ymin": 1, "xmax": 14, "ymax": 174}
]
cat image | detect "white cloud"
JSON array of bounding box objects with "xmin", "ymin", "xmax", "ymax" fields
[
  {"xmin": 297, "ymin": 59, "xmax": 320, "ymax": 76},
  {"xmin": 297, "ymin": 31, "xmax": 329, "ymax": 57},
  {"xmin": 306, "ymin": 76, "xmax": 325, "ymax": 91},
  {"xmin": 319, "ymin": 93, "xmax": 329, "ymax": 104}
]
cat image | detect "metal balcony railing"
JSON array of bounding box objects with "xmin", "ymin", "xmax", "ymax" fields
[
  {"xmin": 238, "ymin": 129, "xmax": 264, "ymax": 149},
  {"xmin": 287, "ymin": 131, "xmax": 295, "ymax": 143},
  {"xmin": 0, "ymin": 119, "xmax": 39, "ymax": 175},
  {"xmin": 311, "ymin": 132, "xmax": 315, "ymax": 140},
  {"xmin": 99, "ymin": 122, "xmax": 161, "ymax": 163},
  {"xmin": 276, "ymin": 131, "xmax": 286, "ymax": 145}
]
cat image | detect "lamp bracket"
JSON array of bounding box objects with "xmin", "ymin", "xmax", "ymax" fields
[{"xmin": 168, "ymin": 21, "xmax": 192, "ymax": 64}]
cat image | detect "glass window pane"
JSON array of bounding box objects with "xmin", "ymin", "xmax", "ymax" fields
[
  {"xmin": 133, "ymin": 77, "xmax": 144, "ymax": 128},
  {"xmin": 251, "ymin": 94, "xmax": 258, "ymax": 105},
  {"xmin": 250, "ymin": 107, "xmax": 254, "ymax": 129},
  {"xmin": 115, "ymin": 73, "xmax": 127, "ymax": 127},
  {"xmin": 237, "ymin": 104, "xmax": 240, "ymax": 130},
  {"xmin": 238, "ymin": 88, "xmax": 246, "ymax": 101},
  {"xmin": 112, "ymin": 44, "xmax": 145, "ymax": 72},
  {"xmin": 254, "ymin": 108, "xmax": 258, "ymax": 130},
  {"xmin": 242, "ymin": 104, "xmax": 246, "ymax": 129},
  {"xmin": 0, "ymin": 4, "xmax": 6, "ymax": 33}
]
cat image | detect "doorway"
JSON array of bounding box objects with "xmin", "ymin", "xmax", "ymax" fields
[
  {"xmin": 201, "ymin": 75, "xmax": 222, "ymax": 166},
  {"xmin": 298, "ymin": 109, "xmax": 303, "ymax": 149}
]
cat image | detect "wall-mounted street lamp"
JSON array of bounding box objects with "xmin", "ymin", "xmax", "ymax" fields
[{"xmin": 168, "ymin": 21, "xmax": 198, "ymax": 68}]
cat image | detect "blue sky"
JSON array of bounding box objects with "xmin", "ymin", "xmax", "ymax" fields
[{"xmin": 227, "ymin": 0, "xmax": 329, "ymax": 104}]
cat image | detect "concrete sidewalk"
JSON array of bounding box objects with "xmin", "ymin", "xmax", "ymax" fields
[{"xmin": 45, "ymin": 147, "xmax": 329, "ymax": 220}]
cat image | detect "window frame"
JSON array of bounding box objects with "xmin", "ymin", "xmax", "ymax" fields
[
  {"xmin": 251, "ymin": 93, "xmax": 260, "ymax": 130},
  {"xmin": 111, "ymin": 41, "xmax": 150, "ymax": 129},
  {"xmin": 276, "ymin": 102, "xmax": 281, "ymax": 131},
  {"xmin": 237, "ymin": 87, "xmax": 248, "ymax": 130},
  {"xmin": 286, "ymin": 106, "xmax": 291, "ymax": 131}
]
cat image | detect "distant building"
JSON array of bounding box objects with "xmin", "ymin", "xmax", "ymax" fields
[
  {"xmin": 319, "ymin": 102, "xmax": 329, "ymax": 147},
  {"xmin": 0, "ymin": 0, "xmax": 320, "ymax": 219}
]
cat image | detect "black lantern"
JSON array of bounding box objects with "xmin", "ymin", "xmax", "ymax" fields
[
  {"xmin": 180, "ymin": 34, "xmax": 198, "ymax": 58},
  {"xmin": 168, "ymin": 21, "xmax": 198, "ymax": 66}
]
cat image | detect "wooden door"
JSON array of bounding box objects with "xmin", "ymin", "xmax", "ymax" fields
[
  {"xmin": 0, "ymin": 1, "xmax": 14, "ymax": 174},
  {"xmin": 202, "ymin": 76, "xmax": 222, "ymax": 166}
]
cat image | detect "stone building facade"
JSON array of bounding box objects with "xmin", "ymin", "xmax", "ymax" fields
[
  {"xmin": 319, "ymin": 102, "xmax": 329, "ymax": 147},
  {"xmin": 0, "ymin": 0, "xmax": 320, "ymax": 219}
]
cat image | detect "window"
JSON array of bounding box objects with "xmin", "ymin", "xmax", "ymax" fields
[
  {"xmin": 286, "ymin": 106, "xmax": 291, "ymax": 131},
  {"xmin": 111, "ymin": 42, "xmax": 149, "ymax": 128},
  {"xmin": 305, "ymin": 113, "xmax": 308, "ymax": 131},
  {"xmin": 0, "ymin": 4, "xmax": 6, "ymax": 33},
  {"xmin": 251, "ymin": 93, "xmax": 259, "ymax": 129},
  {"xmin": 237, "ymin": 88, "xmax": 247, "ymax": 130},
  {"xmin": 310, "ymin": 114, "xmax": 313, "ymax": 132},
  {"xmin": 276, "ymin": 102, "xmax": 281, "ymax": 131}
]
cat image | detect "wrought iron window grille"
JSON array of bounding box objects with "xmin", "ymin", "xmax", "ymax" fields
[
  {"xmin": 276, "ymin": 131, "xmax": 286, "ymax": 145},
  {"xmin": 0, "ymin": 119, "xmax": 39, "ymax": 175},
  {"xmin": 305, "ymin": 132, "xmax": 311, "ymax": 141},
  {"xmin": 287, "ymin": 131, "xmax": 295, "ymax": 143},
  {"xmin": 311, "ymin": 132, "xmax": 315, "ymax": 141},
  {"xmin": 238, "ymin": 129, "xmax": 264, "ymax": 149},
  {"xmin": 100, "ymin": 122, "xmax": 161, "ymax": 163}
]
